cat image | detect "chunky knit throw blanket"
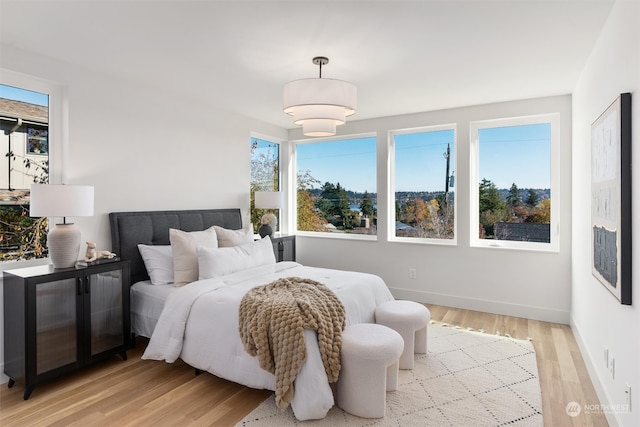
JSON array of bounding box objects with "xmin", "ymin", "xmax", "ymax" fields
[{"xmin": 238, "ymin": 277, "xmax": 346, "ymax": 411}]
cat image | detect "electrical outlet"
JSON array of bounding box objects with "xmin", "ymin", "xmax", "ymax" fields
[
  {"xmin": 625, "ymin": 383, "xmax": 632, "ymax": 412},
  {"xmin": 409, "ymin": 268, "xmax": 417, "ymax": 279},
  {"xmin": 610, "ymin": 355, "xmax": 615, "ymax": 379}
]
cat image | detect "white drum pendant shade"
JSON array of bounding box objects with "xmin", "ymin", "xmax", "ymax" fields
[{"xmin": 283, "ymin": 57, "xmax": 357, "ymax": 137}]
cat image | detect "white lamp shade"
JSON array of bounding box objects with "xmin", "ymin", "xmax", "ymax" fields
[
  {"xmin": 254, "ymin": 191, "xmax": 283, "ymax": 209},
  {"xmin": 284, "ymin": 77, "xmax": 356, "ymax": 137},
  {"xmin": 283, "ymin": 78, "xmax": 356, "ymax": 115},
  {"xmin": 30, "ymin": 184, "xmax": 94, "ymax": 218},
  {"xmin": 302, "ymin": 119, "xmax": 340, "ymax": 137}
]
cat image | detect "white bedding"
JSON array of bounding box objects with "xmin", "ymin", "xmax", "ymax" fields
[
  {"xmin": 141, "ymin": 261, "xmax": 394, "ymax": 421},
  {"xmin": 130, "ymin": 281, "xmax": 174, "ymax": 338}
]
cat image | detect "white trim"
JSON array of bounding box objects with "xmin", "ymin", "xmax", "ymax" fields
[
  {"xmin": 570, "ymin": 314, "xmax": 621, "ymax": 427},
  {"xmin": 0, "ymin": 68, "xmax": 66, "ymax": 185},
  {"xmin": 391, "ymin": 286, "xmax": 570, "ymax": 324},
  {"xmin": 388, "ymin": 123, "xmax": 458, "ymax": 245},
  {"xmin": 250, "ymin": 132, "xmax": 285, "ymax": 232},
  {"xmin": 293, "ymin": 132, "xmax": 378, "ymax": 237},
  {"xmin": 0, "ymin": 69, "xmax": 67, "ymax": 270},
  {"xmin": 469, "ymin": 113, "xmax": 560, "ymax": 252}
]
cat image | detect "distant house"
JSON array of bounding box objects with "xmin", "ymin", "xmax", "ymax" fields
[
  {"xmin": 395, "ymin": 221, "xmax": 415, "ymax": 231},
  {"xmin": 0, "ymin": 98, "xmax": 49, "ymax": 204},
  {"xmin": 494, "ymin": 222, "xmax": 550, "ymax": 243}
]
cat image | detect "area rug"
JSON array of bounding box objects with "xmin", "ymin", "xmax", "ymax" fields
[{"xmin": 236, "ymin": 322, "xmax": 542, "ymax": 426}]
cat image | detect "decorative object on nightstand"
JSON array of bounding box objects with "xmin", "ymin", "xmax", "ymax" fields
[
  {"xmin": 29, "ymin": 184, "xmax": 94, "ymax": 269},
  {"xmin": 83, "ymin": 241, "xmax": 117, "ymax": 263},
  {"xmin": 3, "ymin": 261, "xmax": 130, "ymax": 400},
  {"xmin": 254, "ymin": 191, "xmax": 282, "ymax": 237},
  {"xmin": 258, "ymin": 213, "xmax": 277, "ymax": 238}
]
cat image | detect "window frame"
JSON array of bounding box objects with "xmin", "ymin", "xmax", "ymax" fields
[
  {"xmin": 1, "ymin": 69, "xmax": 65, "ymax": 270},
  {"xmin": 469, "ymin": 113, "xmax": 560, "ymax": 252},
  {"xmin": 250, "ymin": 132, "xmax": 284, "ymax": 233},
  {"xmin": 293, "ymin": 132, "xmax": 378, "ymax": 240},
  {"xmin": 389, "ymin": 124, "xmax": 458, "ymax": 246}
]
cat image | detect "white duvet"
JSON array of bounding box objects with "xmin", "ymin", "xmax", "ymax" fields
[{"xmin": 142, "ymin": 261, "xmax": 394, "ymax": 420}]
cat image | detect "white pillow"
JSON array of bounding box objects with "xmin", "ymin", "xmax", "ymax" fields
[
  {"xmin": 137, "ymin": 244, "xmax": 174, "ymax": 285},
  {"xmin": 214, "ymin": 225, "xmax": 253, "ymax": 247},
  {"xmin": 170, "ymin": 226, "xmax": 218, "ymax": 285},
  {"xmin": 198, "ymin": 236, "xmax": 276, "ymax": 279}
]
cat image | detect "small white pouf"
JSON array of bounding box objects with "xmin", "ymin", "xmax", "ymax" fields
[
  {"xmin": 375, "ymin": 300, "xmax": 431, "ymax": 370},
  {"xmin": 337, "ymin": 323, "xmax": 404, "ymax": 419}
]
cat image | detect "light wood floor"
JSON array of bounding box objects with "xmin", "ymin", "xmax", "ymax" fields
[{"xmin": 1, "ymin": 304, "xmax": 608, "ymax": 427}]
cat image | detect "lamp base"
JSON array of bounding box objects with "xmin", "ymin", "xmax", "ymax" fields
[
  {"xmin": 258, "ymin": 224, "xmax": 273, "ymax": 238},
  {"xmin": 48, "ymin": 223, "xmax": 81, "ymax": 268}
]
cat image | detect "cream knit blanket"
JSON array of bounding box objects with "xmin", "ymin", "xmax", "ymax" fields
[{"xmin": 239, "ymin": 277, "xmax": 346, "ymax": 411}]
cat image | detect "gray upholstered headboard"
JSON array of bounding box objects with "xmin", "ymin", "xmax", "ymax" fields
[{"xmin": 109, "ymin": 209, "xmax": 243, "ymax": 284}]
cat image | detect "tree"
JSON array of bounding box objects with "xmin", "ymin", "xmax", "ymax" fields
[
  {"xmin": 0, "ymin": 206, "xmax": 48, "ymax": 261},
  {"xmin": 478, "ymin": 178, "xmax": 507, "ymax": 237},
  {"xmin": 318, "ymin": 182, "xmax": 351, "ymax": 229},
  {"xmin": 296, "ymin": 170, "xmax": 326, "ymax": 232},
  {"xmin": 526, "ymin": 198, "xmax": 551, "ymax": 224},
  {"xmin": 506, "ymin": 183, "xmax": 521, "ymax": 209},
  {"xmin": 249, "ymin": 139, "xmax": 279, "ymax": 230},
  {"xmin": 1, "ymin": 152, "xmax": 49, "ymax": 261},
  {"xmin": 525, "ymin": 189, "xmax": 539, "ymax": 207},
  {"xmin": 359, "ymin": 191, "xmax": 374, "ymax": 218}
]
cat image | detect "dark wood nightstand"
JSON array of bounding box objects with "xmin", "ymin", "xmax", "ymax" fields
[
  {"xmin": 3, "ymin": 260, "xmax": 130, "ymax": 400},
  {"xmin": 270, "ymin": 235, "xmax": 296, "ymax": 262}
]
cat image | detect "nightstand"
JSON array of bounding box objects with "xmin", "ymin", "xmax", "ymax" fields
[
  {"xmin": 270, "ymin": 235, "xmax": 296, "ymax": 262},
  {"xmin": 3, "ymin": 260, "xmax": 130, "ymax": 400}
]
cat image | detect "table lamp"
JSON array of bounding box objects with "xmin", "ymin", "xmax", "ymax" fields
[
  {"xmin": 254, "ymin": 191, "xmax": 282, "ymax": 238},
  {"xmin": 30, "ymin": 184, "xmax": 94, "ymax": 268}
]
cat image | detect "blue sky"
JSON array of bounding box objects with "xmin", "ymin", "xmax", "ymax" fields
[
  {"xmin": 479, "ymin": 123, "xmax": 551, "ymax": 190},
  {"xmin": 394, "ymin": 129, "xmax": 454, "ymax": 193},
  {"xmin": 0, "ymin": 84, "xmax": 49, "ymax": 106},
  {"xmin": 295, "ymin": 123, "xmax": 551, "ymax": 194},
  {"xmin": 297, "ymin": 137, "xmax": 377, "ymax": 193}
]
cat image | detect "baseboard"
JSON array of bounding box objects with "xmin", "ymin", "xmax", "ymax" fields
[
  {"xmin": 388, "ymin": 286, "xmax": 570, "ymax": 324},
  {"xmin": 570, "ymin": 314, "xmax": 621, "ymax": 427}
]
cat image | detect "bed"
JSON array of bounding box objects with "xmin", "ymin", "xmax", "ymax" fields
[{"xmin": 109, "ymin": 209, "xmax": 395, "ymax": 420}]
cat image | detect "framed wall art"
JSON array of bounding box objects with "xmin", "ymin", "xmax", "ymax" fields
[{"xmin": 591, "ymin": 92, "xmax": 632, "ymax": 305}]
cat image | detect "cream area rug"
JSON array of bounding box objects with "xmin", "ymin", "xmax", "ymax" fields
[{"xmin": 236, "ymin": 322, "xmax": 543, "ymax": 426}]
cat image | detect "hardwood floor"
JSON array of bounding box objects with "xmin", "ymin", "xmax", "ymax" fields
[{"xmin": 1, "ymin": 304, "xmax": 608, "ymax": 426}]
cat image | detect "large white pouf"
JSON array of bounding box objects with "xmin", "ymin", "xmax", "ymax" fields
[
  {"xmin": 337, "ymin": 323, "xmax": 404, "ymax": 419},
  {"xmin": 375, "ymin": 300, "xmax": 431, "ymax": 370}
]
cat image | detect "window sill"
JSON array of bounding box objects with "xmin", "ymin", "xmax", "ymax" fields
[
  {"xmin": 470, "ymin": 240, "xmax": 559, "ymax": 253},
  {"xmin": 295, "ymin": 231, "xmax": 377, "ymax": 241},
  {"xmin": 1, "ymin": 257, "xmax": 51, "ymax": 274}
]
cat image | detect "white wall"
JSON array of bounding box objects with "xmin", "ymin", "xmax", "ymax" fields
[
  {"xmin": 292, "ymin": 95, "xmax": 573, "ymax": 325},
  {"xmin": 571, "ymin": 2, "xmax": 640, "ymax": 426},
  {"xmin": 0, "ymin": 45, "xmax": 286, "ymax": 383}
]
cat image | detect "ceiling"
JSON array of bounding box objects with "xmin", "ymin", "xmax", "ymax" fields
[{"xmin": 0, "ymin": 0, "xmax": 615, "ymax": 130}]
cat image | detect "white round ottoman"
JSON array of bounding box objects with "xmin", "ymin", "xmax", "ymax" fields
[
  {"xmin": 375, "ymin": 300, "xmax": 431, "ymax": 370},
  {"xmin": 337, "ymin": 323, "xmax": 404, "ymax": 419}
]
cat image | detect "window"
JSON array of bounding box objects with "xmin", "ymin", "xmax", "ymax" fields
[
  {"xmin": 296, "ymin": 135, "xmax": 377, "ymax": 236},
  {"xmin": 391, "ymin": 126, "xmax": 456, "ymax": 243},
  {"xmin": 250, "ymin": 136, "xmax": 280, "ymax": 232},
  {"xmin": 0, "ymin": 83, "xmax": 50, "ymax": 262},
  {"xmin": 470, "ymin": 114, "xmax": 559, "ymax": 251}
]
